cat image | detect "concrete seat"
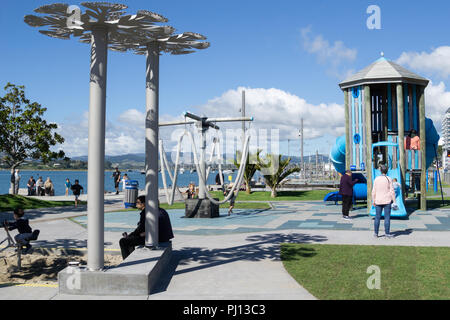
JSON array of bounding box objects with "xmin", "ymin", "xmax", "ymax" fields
[{"xmin": 58, "ymin": 242, "xmax": 172, "ymax": 296}]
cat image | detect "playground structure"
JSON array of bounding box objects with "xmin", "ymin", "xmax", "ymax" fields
[
  {"xmin": 159, "ymin": 112, "xmax": 253, "ymax": 218},
  {"xmin": 327, "ymin": 55, "xmax": 440, "ymax": 214}
]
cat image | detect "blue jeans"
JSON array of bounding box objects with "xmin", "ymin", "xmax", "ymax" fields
[{"xmin": 374, "ymin": 204, "xmax": 391, "ymax": 235}]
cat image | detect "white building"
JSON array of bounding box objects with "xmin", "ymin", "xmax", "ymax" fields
[{"xmin": 442, "ymin": 108, "xmax": 450, "ymax": 169}]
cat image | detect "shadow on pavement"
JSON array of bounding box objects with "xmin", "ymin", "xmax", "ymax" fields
[
  {"xmin": 152, "ymin": 232, "xmax": 327, "ymax": 294},
  {"xmin": 32, "ymin": 238, "xmax": 112, "ymax": 249}
]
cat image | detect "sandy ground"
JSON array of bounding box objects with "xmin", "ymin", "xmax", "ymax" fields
[{"xmin": 0, "ymin": 248, "xmax": 122, "ymax": 285}]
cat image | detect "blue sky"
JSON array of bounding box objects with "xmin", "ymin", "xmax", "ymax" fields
[{"xmin": 2, "ymin": 0, "xmax": 450, "ymax": 158}]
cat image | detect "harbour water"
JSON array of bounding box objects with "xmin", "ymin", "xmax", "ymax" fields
[{"xmin": 0, "ymin": 169, "xmax": 238, "ymax": 196}]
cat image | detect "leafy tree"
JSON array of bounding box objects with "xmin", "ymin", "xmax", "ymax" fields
[
  {"xmin": 234, "ymin": 149, "xmax": 262, "ymax": 194},
  {"xmin": 0, "ymin": 83, "xmax": 65, "ymax": 194},
  {"xmin": 257, "ymin": 154, "xmax": 300, "ymax": 198}
]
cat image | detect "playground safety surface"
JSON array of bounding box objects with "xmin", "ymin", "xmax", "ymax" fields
[{"xmin": 71, "ymin": 201, "xmax": 450, "ymax": 235}]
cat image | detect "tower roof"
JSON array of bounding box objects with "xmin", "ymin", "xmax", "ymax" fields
[{"xmin": 339, "ymin": 57, "xmax": 429, "ymax": 90}]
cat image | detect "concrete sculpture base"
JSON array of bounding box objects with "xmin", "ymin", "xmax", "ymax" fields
[
  {"xmin": 185, "ymin": 198, "xmax": 220, "ymax": 218},
  {"xmin": 58, "ymin": 243, "xmax": 172, "ymax": 296}
]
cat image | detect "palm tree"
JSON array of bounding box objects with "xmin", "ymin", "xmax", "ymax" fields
[
  {"xmin": 258, "ymin": 154, "xmax": 300, "ymax": 198},
  {"xmin": 234, "ymin": 149, "xmax": 261, "ymax": 194}
]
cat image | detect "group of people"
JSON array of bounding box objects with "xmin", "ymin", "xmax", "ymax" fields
[
  {"xmin": 26, "ymin": 176, "xmax": 55, "ymax": 196},
  {"xmin": 339, "ymin": 164, "xmax": 400, "ymax": 238}
]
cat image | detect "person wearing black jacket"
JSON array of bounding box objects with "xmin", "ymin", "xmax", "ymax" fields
[
  {"xmin": 4, "ymin": 208, "xmax": 39, "ymax": 253},
  {"xmin": 339, "ymin": 170, "xmax": 359, "ymax": 220},
  {"xmin": 119, "ymin": 195, "xmax": 174, "ymax": 260}
]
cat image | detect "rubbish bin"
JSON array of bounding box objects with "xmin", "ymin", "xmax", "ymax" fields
[{"xmin": 124, "ymin": 180, "xmax": 139, "ymax": 208}]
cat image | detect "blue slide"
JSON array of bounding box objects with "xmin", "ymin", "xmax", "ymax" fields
[
  {"xmin": 324, "ymin": 172, "xmax": 366, "ymax": 205},
  {"xmin": 328, "ymin": 118, "xmax": 440, "ymax": 217},
  {"xmin": 323, "ymin": 191, "xmax": 341, "ymax": 204}
]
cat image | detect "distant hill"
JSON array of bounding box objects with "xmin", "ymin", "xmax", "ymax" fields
[{"xmin": 70, "ymin": 152, "xmax": 330, "ymax": 169}]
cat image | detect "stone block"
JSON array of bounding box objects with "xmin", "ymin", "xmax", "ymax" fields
[{"xmin": 185, "ymin": 198, "xmax": 219, "ymax": 218}]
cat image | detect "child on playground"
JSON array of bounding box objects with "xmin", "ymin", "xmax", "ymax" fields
[
  {"xmin": 3, "ymin": 208, "xmax": 39, "ymax": 253},
  {"xmin": 65, "ymin": 178, "xmax": 72, "ymax": 196},
  {"xmin": 185, "ymin": 183, "xmax": 197, "ymax": 199},
  {"xmin": 70, "ymin": 179, "xmax": 84, "ymax": 207},
  {"xmin": 392, "ymin": 178, "xmax": 401, "ymax": 195},
  {"xmin": 224, "ymin": 183, "xmax": 236, "ymax": 216}
]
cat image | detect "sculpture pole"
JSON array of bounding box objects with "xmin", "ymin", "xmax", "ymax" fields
[
  {"xmin": 145, "ymin": 42, "xmax": 160, "ymax": 247},
  {"xmin": 87, "ymin": 26, "xmax": 108, "ymax": 270},
  {"xmin": 198, "ymin": 122, "xmax": 208, "ymax": 199}
]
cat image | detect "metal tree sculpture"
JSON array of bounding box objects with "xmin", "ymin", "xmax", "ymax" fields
[
  {"xmin": 24, "ymin": 2, "xmax": 174, "ymax": 271},
  {"xmin": 25, "ymin": 3, "xmax": 173, "ymax": 44},
  {"xmin": 25, "ymin": 2, "xmax": 210, "ymax": 270}
]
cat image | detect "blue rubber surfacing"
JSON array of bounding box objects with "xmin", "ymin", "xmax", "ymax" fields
[{"xmin": 71, "ymin": 201, "xmax": 450, "ymax": 235}]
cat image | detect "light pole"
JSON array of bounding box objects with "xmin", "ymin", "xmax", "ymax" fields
[
  {"xmin": 288, "ymin": 139, "xmax": 290, "ymax": 158},
  {"xmin": 299, "ymin": 118, "xmax": 304, "ymax": 179},
  {"xmin": 25, "ymin": 2, "xmax": 179, "ymax": 270}
]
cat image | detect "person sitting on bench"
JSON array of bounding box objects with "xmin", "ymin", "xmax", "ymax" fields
[
  {"xmin": 119, "ymin": 195, "xmax": 174, "ymax": 260},
  {"xmin": 4, "ymin": 208, "xmax": 40, "ymax": 253}
]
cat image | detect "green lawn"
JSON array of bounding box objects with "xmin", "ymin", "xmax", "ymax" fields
[
  {"xmin": 281, "ymin": 243, "xmax": 450, "ymax": 300},
  {"xmin": 210, "ymin": 189, "xmax": 334, "ymax": 201},
  {"xmin": 0, "ymin": 194, "xmax": 83, "ymax": 212}
]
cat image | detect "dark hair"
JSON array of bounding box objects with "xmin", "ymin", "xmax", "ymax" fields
[
  {"xmin": 75, "ymin": 179, "xmax": 79, "ymax": 183},
  {"xmin": 13, "ymin": 208, "xmax": 24, "ymax": 217},
  {"xmin": 137, "ymin": 195, "xmax": 145, "ymax": 204},
  {"xmin": 380, "ymin": 165, "xmax": 388, "ymax": 175}
]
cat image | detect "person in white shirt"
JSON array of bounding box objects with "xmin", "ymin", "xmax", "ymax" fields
[
  {"xmin": 14, "ymin": 169, "xmax": 21, "ymax": 195},
  {"xmin": 121, "ymin": 174, "xmax": 129, "ymax": 191}
]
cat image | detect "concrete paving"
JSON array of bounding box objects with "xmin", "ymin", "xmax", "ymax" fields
[{"xmin": 1, "ymin": 196, "xmax": 449, "ymax": 300}]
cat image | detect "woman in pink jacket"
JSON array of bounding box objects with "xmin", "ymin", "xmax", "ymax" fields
[{"xmin": 371, "ymin": 165, "xmax": 396, "ymax": 238}]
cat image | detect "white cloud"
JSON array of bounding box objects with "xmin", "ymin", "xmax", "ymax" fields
[
  {"xmin": 397, "ymin": 46, "xmax": 450, "ymax": 78},
  {"xmin": 300, "ymin": 26, "xmax": 357, "ymax": 78},
  {"xmin": 195, "ymin": 87, "xmax": 345, "ymax": 141},
  {"xmin": 117, "ymin": 108, "xmax": 145, "ymax": 126},
  {"xmin": 395, "ymin": 48, "xmax": 450, "ymax": 134},
  {"xmin": 425, "ymin": 81, "xmax": 450, "ymax": 132},
  {"xmin": 57, "ymin": 109, "xmax": 147, "ymax": 157},
  {"xmin": 54, "ymin": 87, "xmax": 346, "ymax": 157}
]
